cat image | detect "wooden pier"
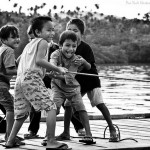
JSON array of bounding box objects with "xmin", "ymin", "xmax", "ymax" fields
[{"xmin": 0, "ymin": 118, "xmax": 150, "ymax": 150}]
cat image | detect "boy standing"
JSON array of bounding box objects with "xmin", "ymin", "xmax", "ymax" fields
[
  {"xmin": 5, "ymin": 16, "xmax": 69, "ymax": 149},
  {"xmin": 0, "ymin": 25, "xmax": 19, "ymax": 141},
  {"xmin": 50, "ymin": 30, "xmax": 95, "ymax": 144}
]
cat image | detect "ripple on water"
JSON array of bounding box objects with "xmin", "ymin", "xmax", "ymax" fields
[{"xmin": 9, "ymin": 64, "xmax": 150, "ymax": 115}]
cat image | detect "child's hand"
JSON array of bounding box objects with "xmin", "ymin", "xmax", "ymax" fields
[
  {"xmin": 74, "ymin": 56, "xmax": 84, "ymax": 66},
  {"xmin": 46, "ymin": 71, "xmax": 55, "ymax": 78},
  {"xmin": 57, "ymin": 67, "xmax": 68, "ymax": 75}
]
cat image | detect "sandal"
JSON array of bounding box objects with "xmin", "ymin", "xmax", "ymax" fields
[
  {"xmin": 78, "ymin": 129, "xmax": 86, "ymax": 136},
  {"xmin": 3, "ymin": 143, "xmax": 20, "ymax": 148},
  {"xmin": 15, "ymin": 138, "xmax": 25, "ymax": 145},
  {"xmin": 16, "ymin": 136, "xmax": 24, "ymax": 141},
  {"xmin": 46, "ymin": 143, "xmax": 72, "ymax": 150},
  {"xmin": 55, "ymin": 134, "xmax": 70, "ymax": 141},
  {"xmin": 24, "ymin": 132, "xmax": 39, "ymax": 139},
  {"xmin": 2, "ymin": 137, "xmax": 25, "ymax": 148},
  {"xmin": 41, "ymin": 139, "xmax": 47, "ymax": 146},
  {"xmin": 79, "ymin": 136, "xmax": 96, "ymax": 145},
  {"xmin": 3, "ymin": 140, "xmax": 20, "ymax": 148}
]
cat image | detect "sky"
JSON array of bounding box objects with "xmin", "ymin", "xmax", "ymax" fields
[{"xmin": 1, "ymin": 0, "xmax": 150, "ymax": 19}]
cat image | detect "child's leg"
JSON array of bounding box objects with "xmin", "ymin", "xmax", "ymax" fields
[
  {"xmin": 5, "ymin": 117, "xmax": 26, "ymax": 145},
  {"xmin": 78, "ymin": 110, "xmax": 92, "ymax": 137},
  {"xmin": 5, "ymin": 111, "xmax": 14, "ymax": 140},
  {"xmin": 97, "ymin": 103, "xmax": 116, "ymax": 135},
  {"xmin": 63, "ymin": 106, "xmax": 72, "ymax": 135},
  {"xmin": 87, "ymin": 88, "xmax": 117, "ymax": 137},
  {"xmin": 46, "ymin": 109, "xmax": 56, "ymax": 141},
  {"xmin": 46, "ymin": 109, "xmax": 68, "ymax": 148},
  {"xmin": 0, "ymin": 89, "xmax": 15, "ymax": 140},
  {"xmin": 52, "ymin": 106, "xmax": 72, "ymax": 140}
]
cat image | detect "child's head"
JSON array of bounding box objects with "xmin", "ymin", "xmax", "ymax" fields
[
  {"xmin": 31, "ymin": 16, "xmax": 55, "ymax": 43},
  {"xmin": 0, "ymin": 25, "xmax": 20, "ymax": 49},
  {"xmin": 66, "ymin": 18, "xmax": 85, "ymax": 43},
  {"xmin": 59, "ymin": 30, "xmax": 78, "ymax": 59},
  {"xmin": 27, "ymin": 25, "xmax": 35, "ymax": 41}
]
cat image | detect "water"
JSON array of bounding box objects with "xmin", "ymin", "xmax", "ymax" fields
[
  {"xmin": 8, "ymin": 64, "xmax": 150, "ymax": 116},
  {"xmin": 96, "ymin": 64, "xmax": 150, "ymax": 115}
]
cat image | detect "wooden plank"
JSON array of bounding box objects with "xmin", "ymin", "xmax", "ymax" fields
[{"xmin": 0, "ymin": 119, "xmax": 150, "ymax": 150}]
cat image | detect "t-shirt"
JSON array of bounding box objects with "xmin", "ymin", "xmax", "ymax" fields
[
  {"xmin": 75, "ymin": 41, "xmax": 101, "ymax": 94},
  {"xmin": 0, "ymin": 44, "xmax": 16, "ymax": 88},
  {"xmin": 50, "ymin": 49, "xmax": 80, "ymax": 95}
]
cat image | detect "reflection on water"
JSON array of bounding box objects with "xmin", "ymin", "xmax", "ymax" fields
[
  {"xmin": 96, "ymin": 64, "xmax": 150, "ymax": 115},
  {"xmin": 9, "ymin": 64, "xmax": 150, "ymax": 115}
]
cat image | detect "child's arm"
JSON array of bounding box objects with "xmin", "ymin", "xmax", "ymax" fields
[
  {"xmin": 3, "ymin": 48, "xmax": 17, "ymax": 75},
  {"xmin": 49, "ymin": 50, "xmax": 66, "ymax": 80},
  {"xmin": 36, "ymin": 40, "xmax": 67, "ymax": 74},
  {"xmin": 46, "ymin": 71, "xmax": 65, "ymax": 80},
  {"xmin": 75, "ymin": 55, "xmax": 91, "ymax": 70}
]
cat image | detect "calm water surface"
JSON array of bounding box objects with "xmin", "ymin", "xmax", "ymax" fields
[{"xmin": 9, "ymin": 64, "xmax": 150, "ymax": 116}]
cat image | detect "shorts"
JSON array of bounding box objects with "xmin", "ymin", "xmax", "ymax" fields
[
  {"xmin": 0, "ymin": 88, "xmax": 14, "ymax": 112},
  {"xmin": 14, "ymin": 71, "xmax": 56, "ymax": 119},
  {"xmin": 84, "ymin": 88, "xmax": 104, "ymax": 107},
  {"xmin": 51, "ymin": 82, "xmax": 86, "ymax": 113}
]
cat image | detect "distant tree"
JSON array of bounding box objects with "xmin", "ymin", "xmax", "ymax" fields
[
  {"xmin": 100, "ymin": 13, "xmax": 104, "ymax": 16},
  {"xmin": 13, "ymin": 3, "xmax": 17, "ymax": 7},
  {"xmin": 76, "ymin": 7, "xmax": 80, "ymax": 11},
  {"xmin": 19, "ymin": 6, "xmax": 22, "ymax": 14},
  {"xmin": 143, "ymin": 12, "xmax": 150, "ymax": 22},
  {"xmin": 53, "ymin": 5, "xmax": 57, "ymax": 10},
  {"xmin": 95, "ymin": 4, "xmax": 99, "ymax": 9}
]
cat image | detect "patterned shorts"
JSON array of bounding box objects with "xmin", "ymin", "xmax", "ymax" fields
[{"xmin": 14, "ymin": 71, "xmax": 56, "ymax": 119}]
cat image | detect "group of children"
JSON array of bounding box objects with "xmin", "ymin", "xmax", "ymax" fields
[{"xmin": 0, "ymin": 16, "xmax": 118, "ymax": 149}]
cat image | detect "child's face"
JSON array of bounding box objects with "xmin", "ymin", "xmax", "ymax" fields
[
  {"xmin": 61, "ymin": 39, "xmax": 77, "ymax": 59},
  {"xmin": 4, "ymin": 33, "xmax": 20, "ymax": 49},
  {"xmin": 67, "ymin": 24, "xmax": 82, "ymax": 44},
  {"xmin": 38, "ymin": 21, "xmax": 55, "ymax": 43}
]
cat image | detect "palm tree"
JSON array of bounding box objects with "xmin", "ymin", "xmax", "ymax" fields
[{"xmin": 95, "ymin": 4, "xmax": 99, "ymax": 9}]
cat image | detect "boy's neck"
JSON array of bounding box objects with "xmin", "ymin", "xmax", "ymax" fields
[{"xmin": 2, "ymin": 43, "xmax": 10, "ymax": 48}]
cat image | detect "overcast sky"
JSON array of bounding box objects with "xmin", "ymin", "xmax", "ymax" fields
[{"xmin": 1, "ymin": 0, "xmax": 150, "ymax": 19}]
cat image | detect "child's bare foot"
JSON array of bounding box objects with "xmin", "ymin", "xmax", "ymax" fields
[
  {"xmin": 46, "ymin": 140, "xmax": 68, "ymax": 149},
  {"xmin": 109, "ymin": 128, "xmax": 119, "ymax": 142},
  {"xmin": 55, "ymin": 133, "xmax": 70, "ymax": 141}
]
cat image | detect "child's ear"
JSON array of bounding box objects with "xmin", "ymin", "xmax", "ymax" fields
[
  {"xmin": 35, "ymin": 29, "xmax": 40, "ymax": 37},
  {"xmin": 1, "ymin": 39, "xmax": 7, "ymax": 44}
]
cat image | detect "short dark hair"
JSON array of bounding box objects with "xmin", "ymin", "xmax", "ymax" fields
[
  {"xmin": 59, "ymin": 30, "xmax": 77, "ymax": 46},
  {"xmin": 66, "ymin": 18, "xmax": 85, "ymax": 35},
  {"xmin": 0, "ymin": 25, "xmax": 19, "ymax": 41},
  {"xmin": 31, "ymin": 16, "xmax": 52, "ymax": 37}
]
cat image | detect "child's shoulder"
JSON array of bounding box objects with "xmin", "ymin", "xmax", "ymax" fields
[
  {"xmin": 51, "ymin": 49, "xmax": 61, "ymax": 57},
  {"xmin": 0, "ymin": 45, "xmax": 14, "ymax": 56},
  {"xmin": 81, "ymin": 41, "xmax": 91, "ymax": 49}
]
